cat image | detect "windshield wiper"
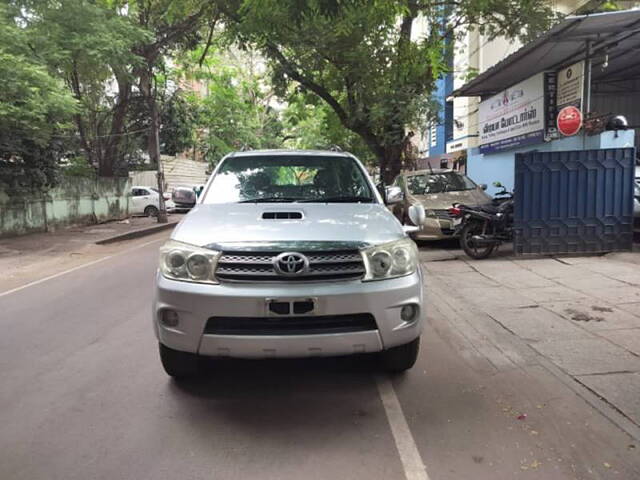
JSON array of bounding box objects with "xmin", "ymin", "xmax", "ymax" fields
[
  {"xmin": 300, "ymin": 195, "xmax": 374, "ymax": 203},
  {"xmin": 238, "ymin": 196, "xmax": 300, "ymax": 203}
]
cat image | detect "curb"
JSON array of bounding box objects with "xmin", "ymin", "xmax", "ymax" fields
[{"xmin": 95, "ymin": 221, "xmax": 178, "ymax": 245}]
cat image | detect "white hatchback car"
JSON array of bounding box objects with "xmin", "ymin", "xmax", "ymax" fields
[{"xmin": 153, "ymin": 150, "xmax": 427, "ymax": 378}]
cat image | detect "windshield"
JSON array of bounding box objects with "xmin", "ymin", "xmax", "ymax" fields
[
  {"xmin": 407, "ymin": 172, "xmax": 477, "ymax": 195},
  {"xmin": 202, "ymin": 155, "xmax": 374, "ymax": 204}
]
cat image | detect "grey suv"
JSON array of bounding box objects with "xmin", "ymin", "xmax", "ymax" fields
[{"xmin": 153, "ymin": 150, "xmax": 425, "ymax": 377}]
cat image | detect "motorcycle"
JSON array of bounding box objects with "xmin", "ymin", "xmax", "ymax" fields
[{"xmin": 449, "ymin": 181, "xmax": 514, "ymax": 259}]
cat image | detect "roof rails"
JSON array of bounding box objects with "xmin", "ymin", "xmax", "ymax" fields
[{"xmin": 328, "ymin": 145, "xmax": 343, "ymax": 152}]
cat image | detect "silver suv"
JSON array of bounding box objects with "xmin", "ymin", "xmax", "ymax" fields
[{"xmin": 153, "ymin": 150, "xmax": 425, "ymax": 377}]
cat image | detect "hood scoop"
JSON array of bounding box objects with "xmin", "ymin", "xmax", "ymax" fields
[{"xmin": 261, "ymin": 211, "xmax": 303, "ymax": 220}]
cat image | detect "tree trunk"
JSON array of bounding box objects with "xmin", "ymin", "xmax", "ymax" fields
[
  {"xmin": 101, "ymin": 72, "xmax": 131, "ymax": 177},
  {"xmin": 381, "ymin": 144, "xmax": 403, "ymax": 185},
  {"xmin": 68, "ymin": 62, "xmax": 95, "ymax": 169}
]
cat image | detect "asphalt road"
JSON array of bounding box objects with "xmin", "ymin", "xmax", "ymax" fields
[{"xmin": 1, "ymin": 234, "xmax": 639, "ymax": 480}]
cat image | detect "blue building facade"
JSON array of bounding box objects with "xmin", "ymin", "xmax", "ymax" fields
[
  {"xmin": 467, "ymin": 130, "xmax": 635, "ymax": 196},
  {"xmin": 428, "ymin": 73, "xmax": 454, "ymax": 157}
]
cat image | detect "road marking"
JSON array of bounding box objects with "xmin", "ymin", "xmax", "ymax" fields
[
  {"xmin": 376, "ymin": 375, "xmax": 431, "ymax": 480},
  {"xmin": 0, "ymin": 237, "xmax": 165, "ymax": 298}
]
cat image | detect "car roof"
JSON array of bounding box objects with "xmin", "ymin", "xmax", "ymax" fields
[{"xmin": 228, "ymin": 149, "xmax": 352, "ymax": 158}]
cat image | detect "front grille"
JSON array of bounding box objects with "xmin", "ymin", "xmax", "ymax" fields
[
  {"xmin": 433, "ymin": 209, "xmax": 454, "ymax": 220},
  {"xmin": 215, "ymin": 250, "xmax": 365, "ymax": 282},
  {"xmin": 205, "ymin": 314, "xmax": 377, "ymax": 335}
]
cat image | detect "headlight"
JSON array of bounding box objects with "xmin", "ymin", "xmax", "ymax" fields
[
  {"xmin": 361, "ymin": 238, "xmax": 419, "ymax": 281},
  {"xmin": 159, "ymin": 240, "xmax": 221, "ymax": 284}
]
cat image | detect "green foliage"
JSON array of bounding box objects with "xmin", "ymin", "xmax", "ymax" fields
[
  {"xmin": 160, "ymin": 91, "xmax": 197, "ymax": 156},
  {"xmin": 578, "ymin": 0, "xmax": 625, "ymax": 13},
  {"xmin": 62, "ymin": 156, "xmax": 97, "ymax": 178},
  {"xmin": 0, "ymin": 5, "xmax": 77, "ymax": 191},
  {"xmin": 174, "ymin": 45, "xmax": 283, "ymax": 167},
  {"xmin": 282, "ymin": 91, "xmax": 375, "ymax": 165},
  {"xmin": 217, "ymin": 0, "xmax": 555, "ymax": 181}
]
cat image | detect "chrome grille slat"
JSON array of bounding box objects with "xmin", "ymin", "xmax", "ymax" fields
[
  {"xmin": 432, "ymin": 209, "xmax": 454, "ymax": 220},
  {"xmin": 216, "ymin": 249, "xmax": 365, "ymax": 282},
  {"xmin": 218, "ymin": 255, "xmax": 273, "ymax": 265}
]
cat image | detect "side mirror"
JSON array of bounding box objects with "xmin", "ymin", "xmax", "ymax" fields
[
  {"xmin": 493, "ymin": 181, "xmax": 503, "ymax": 188},
  {"xmin": 385, "ymin": 186, "xmax": 404, "ymax": 205},
  {"xmin": 479, "ymin": 183, "xmax": 488, "ymax": 191},
  {"xmin": 408, "ymin": 203, "xmax": 426, "ymax": 225}
]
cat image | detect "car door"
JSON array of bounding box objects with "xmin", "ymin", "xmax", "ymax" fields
[{"xmin": 130, "ymin": 188, "xmax": 150, "ymax": 214}]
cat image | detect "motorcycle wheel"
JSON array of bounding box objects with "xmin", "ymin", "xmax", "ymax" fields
[{"xmin": 460, "ymin": 221, "xmax": 495, "ymax": 260}]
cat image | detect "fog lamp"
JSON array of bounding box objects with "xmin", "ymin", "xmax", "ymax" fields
[
  {"xmin": 161, "ymin": 309, "xmax": 180, "ymax": 327},
  {"xmin": 400, "ymin": 304, "xmax": 419, "ymax": 322}
]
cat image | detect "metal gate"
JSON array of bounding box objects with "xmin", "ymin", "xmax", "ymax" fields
[{"xmin": 514, "ymin": 148, "xmax": 635, "ymax": 255}]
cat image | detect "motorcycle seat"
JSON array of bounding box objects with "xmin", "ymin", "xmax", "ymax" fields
[{"xmin": 479, "ymin": 204, "xmax": 501, "ymax": 214}]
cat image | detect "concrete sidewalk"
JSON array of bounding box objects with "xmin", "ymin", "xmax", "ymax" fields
[
  {"xmin": 0, "ymin": 214, "xmax": 183, "ymax": 293},
  {"xmin": 422, "ymin": 250, "xmax": 640, "ymax": 432}
]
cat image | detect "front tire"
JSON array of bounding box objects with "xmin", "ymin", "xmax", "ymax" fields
[
  {"xmin": 459, "ymin": 221, "xmax": 495, "ymax": 259},
  {"xmin": 380, "ymin": 337, "xmax": 420, "ymax": 373},
  {"xmin": 159, "ymin": 343, "xmax": 199, "ymax": 378},
  {"xmin": 144, "ymin": 205, "xmax": 159, "ymax": 217}
]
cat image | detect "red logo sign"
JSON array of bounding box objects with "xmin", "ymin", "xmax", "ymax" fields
[{"xmin": 557, "ymin": 106, "xmax": 583, "ymax": 136}]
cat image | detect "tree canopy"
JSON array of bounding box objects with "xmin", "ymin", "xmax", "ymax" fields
[
  {"xmin": 1, "ymin": 0, "xmax": 558, "ymax": 191},
  {"xmin": 0, "ymin": 4, "xmax": 77, "ymax": 191},
  {"xmin": 217, "ymin": 0, "xmax": 555, "ymax": 182}
]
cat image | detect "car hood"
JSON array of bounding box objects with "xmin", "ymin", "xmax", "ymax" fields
[
  {"xmin": 413, "ymin": 189, "xmax": 491, "ymax": 209},
  {"xmin": 172, "ymin": 203, "xmax": 405, "ymax": 247}
]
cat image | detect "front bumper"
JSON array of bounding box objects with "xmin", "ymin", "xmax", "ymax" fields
[
  {"xmin": 153, "ymin": 270, "xmax": 424, "ymax": 359},
  {"xmin": 411, "ymin": 217, "xmax": 456, "ymax": 240}
]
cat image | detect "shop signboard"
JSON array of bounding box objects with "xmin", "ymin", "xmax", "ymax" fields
[
  {"xmin": 446, "ymin": 135, "xmax": 477, "ymax": 153},
  {"xmin": 544, "ymin": 72, "xmax": 558, "ymax": 139},
  {"xmin": 479, "ymin": 73, "xmax": 545, "ymax": 154},
  {"xmin": 556, "ymin": 61, "xmax": 584, "ymax": 109},
  {"xmin": 557, "ymin": 105, "xmax": 583, "ymax": 136}
]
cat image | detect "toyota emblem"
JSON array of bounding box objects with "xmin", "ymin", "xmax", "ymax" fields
[{"xmin": 273, "ymin": 252, "xmax": 309, "ymax": 276}]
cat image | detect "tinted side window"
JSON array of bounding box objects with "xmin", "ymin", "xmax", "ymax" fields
[{"xmin": 407, "ymin": 176, "xmax": 425, "ymax": 194}]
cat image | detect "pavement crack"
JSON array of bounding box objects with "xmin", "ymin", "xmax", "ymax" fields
[
  {"xmin": 576, "ymin": 370, "xmax": 637, "ymax": 377},
  {"xmin": 573, "ymin": 377, "xmax": 640, "ymax": 430}
]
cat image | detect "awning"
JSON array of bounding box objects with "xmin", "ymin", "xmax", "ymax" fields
[{"xmin": 453, "ymin": 9, "xmax": 640, "ymax": 98}]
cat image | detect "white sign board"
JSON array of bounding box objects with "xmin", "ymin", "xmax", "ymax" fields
[
  {"xmin": 446, "ymin": 136, "xmax": 476, "ymax": 153},
  {"xmin": 479, "ymin": 73, "xmax": 545, "ymax": 154},
  {"xmin": 557, "ymin": 61, "xmax": 584, "ymax": 109}
]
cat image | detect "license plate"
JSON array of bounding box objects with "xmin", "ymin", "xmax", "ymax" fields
[{"xmin": 265, "ymin": 297, "xmax": 317, "ymax": 316}]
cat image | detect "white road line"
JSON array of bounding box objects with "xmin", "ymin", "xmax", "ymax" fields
[
  {"xmin": 0, "ymin": 237, "xmax": 165, "ymax": 298},
  {"xmin": 376, "ymin": 375, "xmax": 431, "ymax": 480}
]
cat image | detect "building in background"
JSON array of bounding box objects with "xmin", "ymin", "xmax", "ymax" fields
[
  {"xmin": 453, "ymin": 7, "xmax": 639, "ymax": 195},
  {"xmin": 411, "ymin": 1, "xmax": 591, "ymax": 173}
]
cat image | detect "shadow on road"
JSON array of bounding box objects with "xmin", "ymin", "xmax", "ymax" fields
[
  {"xmin": 161, "ymin": 355, "xmax": 391, "ymax": 445},
  {"xmin": 416, "ymin": 237, "xmax": 516, "ymax": 261},
  {"xmin": 173, "ymin": 355, "xmax": 380, "ymax": 399}
]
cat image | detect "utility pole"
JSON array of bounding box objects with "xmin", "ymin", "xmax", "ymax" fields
[
  {"xmin": 143, "ymin": 64, "xmax": 168, "ymax": 224},
  {"xmin": 151, "ymin": 99, "xmax": 168, "ymax": 223}
]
